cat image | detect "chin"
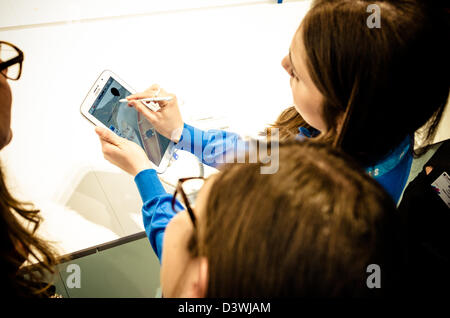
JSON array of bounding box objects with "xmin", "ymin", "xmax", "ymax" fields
[{"xmin": 0, "ymin": 129, "xmax": 12, "ymax": 150}]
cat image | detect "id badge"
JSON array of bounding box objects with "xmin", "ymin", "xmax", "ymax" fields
[{"xmin": 431, "ymin": 171, "xmax": 450, "ymax": 208}]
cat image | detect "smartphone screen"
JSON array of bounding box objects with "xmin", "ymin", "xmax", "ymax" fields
[{"xmin": 88, "ymin": 77, "xmax": 170, "ymax": 166}]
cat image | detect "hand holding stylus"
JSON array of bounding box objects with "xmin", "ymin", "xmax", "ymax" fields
[{"xmin": 126, "ymin": 84, "xmax": 184, "ymax": 143}]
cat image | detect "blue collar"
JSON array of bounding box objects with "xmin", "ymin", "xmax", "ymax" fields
[
  {"xmin": 296, "ymin": 126, "xmax": 321, "ymax": 140},
  {"xmin": 296, "ymin": 126, "xmax": 412, "ymax": 177},
  {"xmin": 365, "ymin": 135, "xmax": 412, "ymax": 177}
]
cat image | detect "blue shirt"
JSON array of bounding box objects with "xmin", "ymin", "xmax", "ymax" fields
[
  {"xmin": 135, "ymin": 169, "xmax": 183, "ymax": 261},
  {"xmin": 135, "ymin": 123, "xmax": 413, "ymax": 262}
]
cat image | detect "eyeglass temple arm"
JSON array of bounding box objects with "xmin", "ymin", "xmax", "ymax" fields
[{"xmin": 0, "ymin": 54, "xmax": 23, "ymax": 71}]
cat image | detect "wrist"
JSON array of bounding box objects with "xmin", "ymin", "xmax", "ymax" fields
[
  {"xmin": 132, "ymin": 161, "xmax": 155, "ymax": 177},
  {"xmin": 170, "ymin": 124, "xmax": 184, "ymax": 143}
]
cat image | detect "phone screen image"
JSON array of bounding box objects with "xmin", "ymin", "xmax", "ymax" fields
[{"xmin": 88, "ymin": 77, "xmax": 170, "ymax": 166}]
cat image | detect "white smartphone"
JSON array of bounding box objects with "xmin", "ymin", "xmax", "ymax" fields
[{"xmin": 80, "ymin": 70, "xmax": 174, "ymax": 173}]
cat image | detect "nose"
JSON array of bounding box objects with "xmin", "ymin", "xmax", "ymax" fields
[{"xmin": 281, "ymin": 55, "xmax": 290, "ymax": 73}]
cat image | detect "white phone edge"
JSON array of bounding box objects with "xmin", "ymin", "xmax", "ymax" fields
[{"xmin": 79, "ymin": 70, "xmax": 174, "ymax": 174}]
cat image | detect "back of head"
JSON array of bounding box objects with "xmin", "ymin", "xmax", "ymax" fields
[
  {"xmin": 301, "ymin": 0, "xmax": 449, "ymax": 165},
  {"xmin": 198, "ymin": 141, "xmax": 402, "ymax": 297}
]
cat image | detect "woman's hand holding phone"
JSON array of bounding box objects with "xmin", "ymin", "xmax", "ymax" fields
[
  {"xmin": 95, "ymin": 126, "xmax": 155, "ymax": 177},
  {"xmin": 127, "ymin": 84, "xmax": 184, "ymax": 143}
]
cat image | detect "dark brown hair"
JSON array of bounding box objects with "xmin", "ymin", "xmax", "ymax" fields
[
  {"xmin": 0, "ymin": 164, "xmax": 59, "ymax": 298},
  {"xmin": 271, "ymin": 0, "xmax": 449, "ymax": 166},
  {"xmin": 196, "ymin": 141, "xmax": 401, "ymax": 297}
]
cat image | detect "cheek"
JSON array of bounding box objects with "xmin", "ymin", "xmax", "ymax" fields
[
  {"xmin": 291, "ymin": 81, "xmax": 314, "ymax": 117},
  {"xmin": 0, "ymin": 82, "xmax": 12, "ymax": 117},
  {"xmin": 291, "ymin": 82, "xmax": 325, "ymax": 130},
  {"xmin": 160, "ymin": 212, "xmax": 193, "ymax": 297},
  {"xmin": 0, "ymin": 76, "xmax": 12, "ymax": 108},
  {"xmin": 0, "ymin": 82, "xmax": 13, "ymax": 149},
  {"xmin": 291, "ymin": 81, "xmax": 305, "ymax": 106},
  {"xmin": 160, "ymin": 225, "xmax": 181, "ymax": 296}
]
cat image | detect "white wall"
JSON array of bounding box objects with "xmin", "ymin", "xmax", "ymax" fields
[{"xmin": 0, "ymin": 0, "xmax": 301, "ymax": 29}]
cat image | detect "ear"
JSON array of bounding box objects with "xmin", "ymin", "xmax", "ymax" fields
[{"xmin": 184, "ymin": 257, "xmax": 208, "ymax": 298}]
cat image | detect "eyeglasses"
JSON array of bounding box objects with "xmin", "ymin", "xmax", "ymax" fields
[
  {"xmin": 172, "ymin": 177, "xmax": 206, "ymax": 229},
  {"xmin": 0, "ymin": 41, "xmax": 24, "ymax": 80}
]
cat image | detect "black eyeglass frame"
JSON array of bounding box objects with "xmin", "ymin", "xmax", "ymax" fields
[
  {"xmin": 171, "ymin": 177, "xmax": 206, "ymax": 229},
  {"xmin": 0, "ymin": 41, "xmax": 24, "ymax": 81}
]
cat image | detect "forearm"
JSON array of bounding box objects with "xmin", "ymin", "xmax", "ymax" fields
[
  {"xmin": 176, "ymin": 123, "xmax": 247, "ymax": 168},
  {"xmin": 134, "ymin": 169, "xmax": 183, "ymax": 262}
]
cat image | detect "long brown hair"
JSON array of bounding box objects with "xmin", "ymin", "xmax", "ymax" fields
[
  {"xmin": 270, "ymin": 0, "xmax": 449, "ymax": 166},
  {"xmin": 195, "ymin": 141, "xmax": 402, "ymax": 297},
  {"xmin": 0, "ymin": 163, "xmax": 59, "ymax": 297}
]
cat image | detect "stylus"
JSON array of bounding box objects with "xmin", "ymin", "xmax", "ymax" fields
[{"xmin": 119, "ymin": 97, "xmax": 173, "ymax": 103}]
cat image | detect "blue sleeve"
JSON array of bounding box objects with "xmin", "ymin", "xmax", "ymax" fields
[
  {"xmin": 175, "ymin": 123, "xmax": 247, "ymax": 168},
  {"xmin": 134, "ymin": 169, "xmax": 183, "ymax": 263}
]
